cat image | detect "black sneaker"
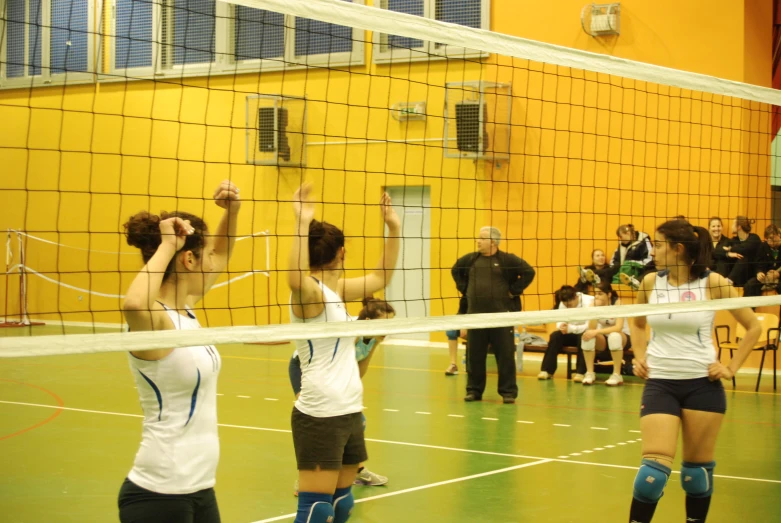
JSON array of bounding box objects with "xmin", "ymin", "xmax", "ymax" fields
[
  {"xmin": 464, "ymin": 393, "xmax": 481, "ymax": 402},
  {"xmin": 502, "ymin": 397, "xmax": 516, "ymax": 404}
]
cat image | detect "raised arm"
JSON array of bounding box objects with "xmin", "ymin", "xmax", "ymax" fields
[
  {"xmin": 340, "ymin": 192, "xmax": 401, "ymax": 302},
  {"xmin": 123, "ymin": 217, "xmax": 191, "ymax": 332},
  {"xmin": 288, "ymin": 184, "xmax": 325, "ymax": 318},
  {"xmin": 197, "ymin": 181, "xmax": 241, "ymax": 300}
]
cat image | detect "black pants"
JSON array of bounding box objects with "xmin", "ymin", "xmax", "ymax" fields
[
  {"xmin": 466, "ymin": 327, "xmax": 517, "ymax": 399},
  {"xmin": 118, "ymin": 478, "xmax": 221, "ymax": 523},
  {"xmin": 743, "ymin": 278, "xmax": 781, "ymax": 297},
  {"xmin": 541, "ymin": 331, "xmax": 586, "ymax": 376}
]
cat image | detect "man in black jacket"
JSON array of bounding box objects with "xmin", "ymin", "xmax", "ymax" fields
[
  {"xmin": 451, "ymin": 227, "xmax": 535, "ymax": 404},
  {"xmin": 743, "ymin": 224, "xmax": 781, "ymax": 297}
]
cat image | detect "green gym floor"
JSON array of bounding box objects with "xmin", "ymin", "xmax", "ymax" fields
[{"xmin": 1, "ymin": 326, "xmax": 780, "ymax": 523}]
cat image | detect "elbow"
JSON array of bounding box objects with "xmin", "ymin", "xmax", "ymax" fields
[{"xmin": 123, "ymin": 298, "xmax": 145, "ymax": 313}]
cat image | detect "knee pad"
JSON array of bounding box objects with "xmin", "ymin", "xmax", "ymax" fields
[
  {"xmin": 295, "ymin": 492, "xmax": 335, "ymax": 523},
  {"xmin": 581, "ymin": 337, "xmax": 596, "ymax": 351},
  {"xmin": 633, "ymin": 459, "xmax": 671, "ymax": 503},
  {"xmin": 361, "ymin": 413, "xmax": 366, "ymax": 432},
  {"xmin": 607, "ymin": 332, "xmax": 623, "ymax": 351},
  {"xmin": 681, "ymin": 461, "xmax": 715, "ymax": 498},
  {"xmin": 332, "ymin": 486, "xmax": 354, "ymax": 523}
]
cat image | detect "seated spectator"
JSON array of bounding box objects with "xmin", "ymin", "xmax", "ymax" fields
[
  {"xmin": 580, "ymin": 281, "xmax": 631, "ymax": 386},
  {"xmin": 743, "ymin": 224, "xmax": 781, "ymax": 297},
  {"xmin": 538, "ymin": 285, "xmax": 593, "ymax": 382},
  {"xmin": 709, "ymin": 216, "xmax": 732, "ymax": 277},
  {"xmin": 726, "ymin": 216, "xmax": 762, "ymax": 287},
  {"xmin": 575, "ymin": 249, "xmax": 616, "ymax": 293},
  {"xmin": 610, "ymin": 224, "xmax": 654, "ymax": 288}
]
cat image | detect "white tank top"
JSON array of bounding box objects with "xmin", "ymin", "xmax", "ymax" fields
[
  {"xmin": 290, "ymin": 278, "xmax": 363, "ymax": 418},
  {"xmin": 646, "ymin": 271, "xmax": 715, "ymax": 379},
  {"xmin": 598, "ymin": 306, "xmax": 631, "ymax": 336},
  {"xmin": 127, "ymin": 305, "xmax": 221, "ymax": 494}
]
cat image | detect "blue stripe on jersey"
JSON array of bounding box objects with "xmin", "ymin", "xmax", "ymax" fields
[
  {"xmin": 185, "ymin": 368, "xmax": 201, "ymax": 426},
  {"xmin": 331, "ymin": 339, "xmax": 340, "ymax": 362},
  {"xmin": 138, "ymin": 370, "xmax": 163, "ymax": 421},
  {"xmin": 307, "ymin": 340, "xmax": 314, "ymax": 364}
]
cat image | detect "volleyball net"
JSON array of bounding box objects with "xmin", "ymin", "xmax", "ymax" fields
[{"xmin": 1, "ymin": 0, "xmax": 780, "ymax": 353}]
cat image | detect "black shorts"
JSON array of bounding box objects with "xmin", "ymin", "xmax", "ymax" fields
[
  {"xmin": 640, "ymin": 377, "xmax": 727, "ymax": 418},
  {"xmin": 291, "ymin": 407, "xmax": 368, "ymax": 470},
  {"xmin": 118, "ymin": 478, "xmax": 220, "ymax": 523}
]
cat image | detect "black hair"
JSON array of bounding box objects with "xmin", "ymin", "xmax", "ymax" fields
[
  {"xmin": 124, "ymin": 211, "xmax": 207, "ymax": 282},
  {"xmin": 656, "ymin": 219, "xmax": 712, "ymax": 280},
  {"xmin": 308, "ymin": 219, "xmax": 346, "ymax": 269}
]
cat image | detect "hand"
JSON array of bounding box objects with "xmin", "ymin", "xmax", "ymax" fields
[
  {"xmin": 213, "ymin": 180, "xmax": 241, "ymax": 211},
  {"xmin": 768, "ymin": 270, "xmax": 780, "ymax": 283},
  {"xmin": 293, "ymin": 183, "xmax": 316, "ymax": 226},
  {"xmin": 758, "ymin": 272, "xmax": 767, "ymax": 283},
  {"xmin": 632, "ymin": 358, "xmax": 649, "ymax": 379},
  {"xmin": 559, "ymin": 324, "xmax": 569, "ymax": 334},
  {"xmin": 708, "ymin": 362, "xmax": 734, "ymax": 382},
  {"xmin": 728, "ymin": 252, "xmax": 743, "ymax": 259},
  {"xmin": 159, "ymin": 217, "xmax": 193, "ymax": 252},
  {"xmin": 380, "ymin": 192, "xmax": 401, "ymax": 231},
  {"xmin": 582, "ymin": 329, "xmax": 597, "ymax": 341}
]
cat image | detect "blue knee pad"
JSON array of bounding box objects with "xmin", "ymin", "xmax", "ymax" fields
[
  {"xmin": 333, "ymin": 486, "xmax": 354, "ymax": 523},
  {"xmin": 295, "ymin": 492, "xmax": 335, "ymax": 523},
  {"xmin": 681, "ymin": 461, "xmax": 715, "ymax": 498},
  {"xmin": 633, "ymin": 459, "xmax": 671, "ymax": 503}
]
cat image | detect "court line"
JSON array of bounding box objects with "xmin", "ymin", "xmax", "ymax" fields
[
  {"xmin": 2, "ymin": 399, "xmax": 780, "ymax": 486},
  {"xmin": 219, "ymin": 355, "xmax": 781, "ymax": 397},
  {"xmin": 248, "ymin": 459, "xmax": 554, "ymax": 523},
  {"xmin": 0, "ymin": 380, "xmax": 65, "ymax": 441}
]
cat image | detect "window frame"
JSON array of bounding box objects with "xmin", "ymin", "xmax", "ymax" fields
[
  {"xmin": 372, "ymin": 0, "xmax": 490, "ymax": 64},
  {"xmin": 100, "ymin": 0, "xmax": 365, "ymax": 83},
  {"xmin": 0, "ymin": 0, "xmax": 96, "ymax": 89}
]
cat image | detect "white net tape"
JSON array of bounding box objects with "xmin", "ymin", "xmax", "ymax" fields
[
  {"xmin": 228, "ymin": 0, "xmax": 781, "ymax": 106},
  {"xmin": 2, "ymin": 295, "xmax": 780, "ymax": 358}
]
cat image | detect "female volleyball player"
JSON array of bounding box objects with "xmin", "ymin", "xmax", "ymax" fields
[
  {"xmin": 118, "ymin": 181, "xmax": 241, "ymax": 523},
  {"xmin": 288, "ymin": 183, "xmax": 400, "ymax": 523},
  {"xmin": 580, "ymin": 280, "xmax": 630, "ymax": 386},
  {"xmin": 628, "ymin": 219, "xmax": 760, "ymax": 523},
  {"xmin": 289, "ymin": 297, "xmax": 396, "ymax": 495}
]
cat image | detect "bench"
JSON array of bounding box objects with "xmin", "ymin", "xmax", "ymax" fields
[{"xmin": 523, "ymin": 344, "xmax": 580, "ymax": 379}]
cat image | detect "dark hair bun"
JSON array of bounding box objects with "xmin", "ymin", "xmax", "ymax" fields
[{"xmin": 124, "ymin": 211, "xmax": 163, "ymax": 261}]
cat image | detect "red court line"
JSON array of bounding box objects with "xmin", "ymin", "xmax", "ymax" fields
[{"xmin": 0, "ymin": 379, "xmax": 64, "ymax": 441}]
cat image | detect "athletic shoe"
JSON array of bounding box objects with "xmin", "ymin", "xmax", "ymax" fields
[
  {"xmin": 537, "ymin": 371, "xmax": 552, "ymax": 380},
  {"xmin": 605, "ymin": 373, "xmax": 624, "ymax": 386},
  {"xmin": 445, "ymin": 363, "xmax": 459, "ymax": 376},
  {"xmin": 619, "ymin": 272, "xmax": 641, "ymax": 290},
  {"xmin": 293, "ymin": 479, "xmax": 298, "ymax": 497},
  {"xmin": 355, "ymin": 468, "xmax": 388, "ymax": 486},
  {"xmin": 572, "ymin": 373, "xmax": 585, "ymax": 383},
  {"xmin": 577, "ymin": 266, "xmax": 588, "ymax": 284},
  {"xmin": 582, "ymin": 372, "xmax": 596, "ymax": 385},
  {"xmin": 464, "ymin": 393, "xmax": 481, "ymax": 402},
  {"xmin": 502, "ymin": 396, "xmax": 516, "ymax": 404}
]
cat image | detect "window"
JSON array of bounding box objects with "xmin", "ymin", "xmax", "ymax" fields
[
  {"xmin": 1, "ymin": 0, "xmax": 95, "ymax": 87},
  {"xmin": 373, "ymin": 0, "xmax": 489, "ymax": 63},
  {"xmin": 106, "ymin": 0, "xmax": 363, "ymax": 81}
]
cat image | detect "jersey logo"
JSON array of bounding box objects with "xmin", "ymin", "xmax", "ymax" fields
[
  {"xmin": 681, "ymin": 291, "xmax": 697, "ymax": 302},
  {"xmin": 656, "ymin": 293, "xmax": 666, "ymax": 299}
]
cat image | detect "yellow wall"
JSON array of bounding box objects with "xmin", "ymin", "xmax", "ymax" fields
[{"xmin": 0, "ymin": 0, "xmax": 774, "ymax": 328}]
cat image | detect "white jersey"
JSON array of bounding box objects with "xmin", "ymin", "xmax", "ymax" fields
[
  {"xmin": 127, "ymin": 305, "xmax": 221, "ymax": 494},
  {"xmin": 646, "ymin": 271, "xmax": 715, "ymax": 379},
  {"xmin": 556, "ymin": 292, "xmax": 595, "ymax": 334},
  {"xmin": 290, "ymin": 278, "xmax": 363, "ymax": 418},
  {"xmin": 598, "ymin": 311, "xmax": 631, "ymax": 336}
]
